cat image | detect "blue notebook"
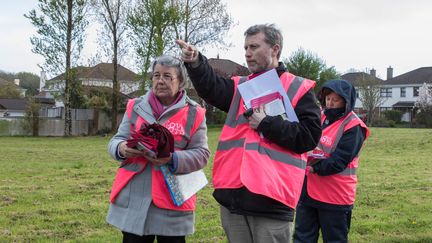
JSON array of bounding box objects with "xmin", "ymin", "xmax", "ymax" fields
[{"xmin": 160, "ymin": 165, "xmax": 208, "ymax": 206}]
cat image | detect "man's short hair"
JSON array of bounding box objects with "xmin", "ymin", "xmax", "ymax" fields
[{"xmin": 244, "ymin": 24, "xmax": 283, "ymax": 59}]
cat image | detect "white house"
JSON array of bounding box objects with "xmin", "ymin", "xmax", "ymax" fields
[
  {"xmin": 0, "ymin": 98, "xmax": 27, "ymax": 117},
  {"xmin": 342, "ymin": 66, "xmax": 432, "ymax": 122},
  {"xmin": 46, "ymin": 63, "xmax": 142, "ymax": 95}
]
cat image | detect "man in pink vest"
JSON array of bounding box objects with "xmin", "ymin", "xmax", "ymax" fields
[
  {"xmin": 177, "ymin": 24, "xmax": 322, "ymax": 243},
  {"xmin": 294, "ymin": 79, "xmax": 370, "ymax": 243}
]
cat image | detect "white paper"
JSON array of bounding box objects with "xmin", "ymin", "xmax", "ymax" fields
[
  {"xmin": 160, "ymin": 166, "xmax": 208, "ymax": 206},
  {"xmin": 175, "ymin": 169, "xmax": 208, "ymax": 201},
  {"xmin": 264, "ymin": 99, "xmax": 286, "ymax": 117},
  {"xmin": 237, "ymin": 69, "xmax": 299, "ymax": 122}
]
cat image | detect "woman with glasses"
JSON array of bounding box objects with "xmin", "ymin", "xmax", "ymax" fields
[{"xmin": 106, "ymin": 55, "xmax": 210, "ymax": 243}]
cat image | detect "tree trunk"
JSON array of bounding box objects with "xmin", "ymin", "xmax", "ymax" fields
[
  {"xmin": 32, "ymin": 112, "xmax": 39, "ymax": 136},
  {"xmin": 111, "ymin": 27, "xmax": 119, "ymax": 132},
  {"xmin": 64, "ymin": 0, "xmax": 73, "ymax": 136}
]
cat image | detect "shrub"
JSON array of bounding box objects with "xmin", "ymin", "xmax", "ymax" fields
[
  {"xmin": 213, "ymin": 109, "xmax": 227, "ymax": 124},
  {"xmin": 382, "ymin": 110, "xmax": 402, "ymax": 123},
  {"xmin": 371, "ymin": 116, "xmax": 389, "ymax": 127},
  {"xmin": 0, "ymin": 120, "xmax": 9, "ymax": 135},
  {"xmin": 388, "ymin": 120, "xmax": 396, "ymax": 127},
  {"xmin": 414, "ymin": 110, "xmax": 432, "ymax": 128},
  {"xmin": 22, "ymin": 98, "xmax": 41, "ymax": 136},
  {"xmin": 205, "ymin": 105, "xmax": 227, "ymax": 125}
]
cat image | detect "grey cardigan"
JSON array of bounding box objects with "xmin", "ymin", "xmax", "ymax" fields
[{"xmin": 106, "ymin": 91, "xmax": 210, "ymax": 236}]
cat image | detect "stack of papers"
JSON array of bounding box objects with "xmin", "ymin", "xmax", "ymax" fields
[
  {"xmin": 237, "ymin": 69, "xmax": 298, "ymax": 122},
  {"xmin": 250, "ymin": 92, "xmax": 286, "ymax": 117},
  {"xmin": 250, "ymin": 92, "xmax": 283, "ymax": 108}
]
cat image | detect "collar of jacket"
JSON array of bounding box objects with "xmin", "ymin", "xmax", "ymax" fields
[{"xmin": 249, "ymin": 62, "xmax": 287, "ymax": 79}]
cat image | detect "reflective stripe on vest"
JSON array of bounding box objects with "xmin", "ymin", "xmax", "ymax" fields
[
  {"xmin": 319, "ymin": 112, "xmax": 363, "ymax": 175},
  {"xmin": 213, "ymin": 73, "xmax": 316, "ymax": 209},
  {"xmin": 178, "ymin": 105, "xmax": 197, "ymax": 148},
  {"xmin": 217, "ymin": 138, "xmax": 245, "ymax": 150},
  {"xmin": 217, "ymin": 138, "xmax": 305, "ymax": 169},
  {"xmin": 307, "ymin": 111, "xmax": 369, "ymax": 205},
  {"xmin": 224, "ymin": 77, "xmax": 248, "ymax": 128},
  {"xmin": 109, "ymin": 98, "xmax": 204, "ymax": 211}
]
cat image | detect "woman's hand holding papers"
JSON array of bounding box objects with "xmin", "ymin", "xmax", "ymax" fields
[
  {"xmin": 119, "ymin": 141, "xmax": 145, "ymax": 158},
  {"xmin": 146, "ymin": 153, "xmax": 173, "ymax": 166}
]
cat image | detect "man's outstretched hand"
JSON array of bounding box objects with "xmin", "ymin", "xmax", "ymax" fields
[{"xmin": 176, "ymin": 39, "xmax": 199, "ymax": 64}]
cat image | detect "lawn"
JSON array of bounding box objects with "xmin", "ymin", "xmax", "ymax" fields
[{"xmin": 0, "ymin": 127, "xmax": 431, "ymax": 242}]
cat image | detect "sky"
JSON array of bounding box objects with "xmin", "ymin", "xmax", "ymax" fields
[{"xmin": 1, "ymin": 0, "xmax": 431, "ymax": 80}]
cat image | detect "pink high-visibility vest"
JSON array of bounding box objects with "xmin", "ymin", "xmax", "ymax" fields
[
  {"xmin": 109, "ymin": 98, "xmax": 206, "ymax": 211},
  {"xmin": 213, "ymin": 72, "xmax": 316, "ymax": 209},
  {"xmin": 307, "ymin": 111, "xmax": 370, "ymax": 205}
]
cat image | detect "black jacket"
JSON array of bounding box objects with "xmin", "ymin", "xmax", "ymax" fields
[
  {"xmin": 300, "ymin": 79, "xmax": 367, "ymax": 210},
  {"xmin": 185, "ymin": 53, "xmax": 322, "ymax": 221}
]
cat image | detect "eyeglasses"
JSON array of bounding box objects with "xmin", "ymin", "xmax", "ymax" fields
[{"xmin": 152, "ymin": 74, "xmax": 176, "ymax": 82}]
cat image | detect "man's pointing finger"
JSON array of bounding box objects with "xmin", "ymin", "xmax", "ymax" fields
[{"xmin": 175, "ymin": 39, "xmax": 187, "ymax": 48}]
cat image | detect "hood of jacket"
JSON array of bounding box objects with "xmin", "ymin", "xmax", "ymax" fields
[{"xmin": 318, "ymin": 79, "xmax": 356, "ymax": 114}]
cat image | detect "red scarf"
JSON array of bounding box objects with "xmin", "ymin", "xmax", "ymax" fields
[{"xmin": 148, "ymin": 90, "xmax": 184, "ymax": 119}]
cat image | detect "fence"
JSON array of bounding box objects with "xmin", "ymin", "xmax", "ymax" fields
[{"xmin": 0, "ymin": 108, "xmax": 112, "ymax": 136}]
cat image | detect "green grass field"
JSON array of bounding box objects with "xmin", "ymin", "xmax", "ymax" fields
[{"xmin": 1, "ymin": 127, "xmax": 431, "ymax": 242}]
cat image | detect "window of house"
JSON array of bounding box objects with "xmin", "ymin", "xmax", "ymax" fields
[
  {"xmin": 400, "ymin": 87, "xmax": 406, "ymax": 97},
  {"xmin": 380, "ymin": 88, "xmax": 392, "ymax": 97},
  {"xmin": 413, "ymin": 87, "xmax": 419, "ymax": 97}
]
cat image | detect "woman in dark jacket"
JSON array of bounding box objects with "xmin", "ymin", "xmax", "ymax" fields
[{"xmin": 294, "ymin": 79, "xmax": 370, "ymax": 243}]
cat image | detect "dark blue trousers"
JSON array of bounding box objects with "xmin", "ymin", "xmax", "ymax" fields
[
  {"xmin": 294, "ymin": 202, "xmax": 352, "ymax": 243},
  {"xmin": 122, "ymin": 232, "xmax": 186, "ymax": 243}
]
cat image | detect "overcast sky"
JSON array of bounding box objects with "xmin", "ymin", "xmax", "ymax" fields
[{"xmin": 1, "ymin": 0, "xmax": 431, "ymax": 80}]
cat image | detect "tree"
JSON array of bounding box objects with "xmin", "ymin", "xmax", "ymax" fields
[
  {"xmin": 128, "ymin": 0, "xmax": 234, "ymax": 91},
  {"xmin": 414, "ymin": 82, "xmax": 432, "ymax": 127},
  {"xmin": 23, "ymin": 98, "xmax": 41, "ymax": 136},
  {"xmin": 25, "ymin": 0, "xmax": 89, "ymax": 136},
  {"xmin": 128, "ymin": 0, "xmax": 179, "ymax": 91},
  {"xmin": 92, "ymin": 0, "xmax": 129, "ymax": 132},
  {"xmin": 0, "ymin": 71, "xmax": 40, "ymax": 97},
  {"xmin": 356, "ymin": 74, "xmax": 384, "ymax": 126},
  {"xmin": 0, "ymin": 82, "xmax": 22, "ymax": 98},
  {"xmin": 172, "ymin": 0, "xmax": 234, "ymax": 50},
  {"xmin": 415, "ymin": 82, "xmax": 432, "ymax": 111},
  {"xmin": 284, "ymin": 48, "xmax": 340, "ymax": 92},
  {"xmin": 0, "ymin": 71, "xmax": 16, "ymax": 83},
  {"xmin": 318, "ymin": 66, "xmax": 340, "ymax": 89},
  {"xmin": 16, "ymin": 72, "xmax": 40, "ymax": 96},
  {"xmin": 68, "ymin": 69, "xmax": 86, "ymax": 108}
]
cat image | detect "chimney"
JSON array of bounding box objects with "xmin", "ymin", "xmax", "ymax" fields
[
  {"xmin": 387, "ymin": 66, "xmax": 393, "ymax": 80},
  {"xmin": 14, "ymin": 79, "xmax": 20, "ymax": 86},
  {"xmin": 40, "ymin": 70, "xmax": 46, "ymax": 92},
  {"xmin": 370, "ymin": 68, "xmax": 376, "ymax": 77}
]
